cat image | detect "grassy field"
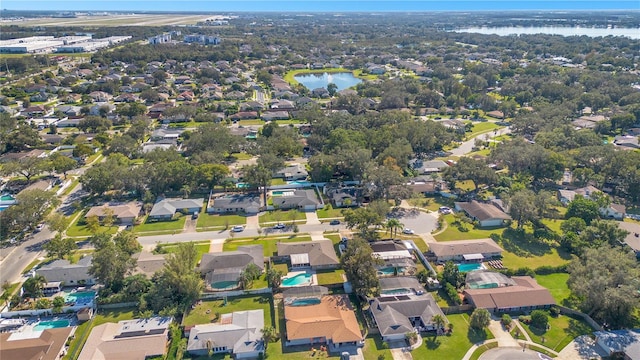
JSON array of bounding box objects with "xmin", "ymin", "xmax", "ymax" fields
[
  {"xmin": 223, "ymin": 234, "xmax": 312, "ymax": 257},
  {"xmin": 408, "ymin": 195, "xmax": 455, "ymax": 212},
  {"xmin": 465, "ymin": 122, "xmax": 503, "ymax": 139},
  {"xmin": 521, "ymin": 313, "xmax": 594, "ymax": 352},
  {"xmin": 317, "ymin": 205, "xmax": 344, "ymax": 219},
  {"xmin": 259, "ymin": 209, "xmax": 306, "ymax": 225},
  {"xmin": 497, "ymin": 228, "xmax": 571, "ymax": 269},
  {"xmin": 134, "ymin": 216, "xmax": 186, "ymax": 233},
  {"xmin": 237, "ymin": 119, "xmax": 265, "ymax": 126},
  {"xmin": 534, "ymin": 273, "xmax": 571, "ymax": 305},
  {"xmin": 434, "ymin": 214, "xmax": 504, "ymax": 241},
  {"xmin": 229, "ymin": 152, "xmax": 254, "ymax": 161},
  {"xmin": 196, "ymin": 213, "xmax": 246, "ymax": 230},
  {"xmin": 63, "ymin": 307, "xmax": 136, "ymax": 360},
  {"xmin": 182, "ymin": 295, "xmax": 273, "ymax": 327},
  {"xmin": 411, "ymin": 313, "xmax": 494, "ymax": 360}
]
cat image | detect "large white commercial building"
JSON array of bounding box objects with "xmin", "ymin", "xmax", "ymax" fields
[{"xmin": 0, "ymin": 35, "xmax": 131, "ymax": 54}]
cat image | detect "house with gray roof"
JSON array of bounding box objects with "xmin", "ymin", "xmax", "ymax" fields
[
  {"xmin": 208, "ymin": 193, "xmax": 262, "ymax": 214},
  {"xmin": 272, "ymin": 189, "xmax": 321, "ymax": 211},
  {"xmin": 276, "ymin": 240, "xmax": 339, "ymax": 270},
  {"xmin": 428, "ymin": 238, "xmax": 503, "ymax": 263},
  {"xmin": 595, "ymin": 329, "xmax": 640, "ymax": 360},
  {"xmin": 410, "ymin": 159, "xmax": 449, "ymax": 174},
  {"xmin": 325, "ymin": 186, "xmax": 362, "ymax": 208},
  {"xmin": 148, "ymin": 198, "xmax": 204, "ymax": 220},
  {"xmin": 187, "ymin": 310, "xmax": 264, "ymax": 359},
  {"xmin": 273, "ymin": 164, "xmax": 308, "ymax": 181},
  {"xmin": 36, "ymin": 256, "xmax": 95, "ymax": 286},
  {"xmin": 454, "ymin": 201, "xmax": 511, "ymax": 228},
  {"xmin": 199, "ymin": 245, "xmax": 264, "ymax": 291},
  {"xmin": 369, "ymin": 291, "xmax": 445, "ymax": 341}
]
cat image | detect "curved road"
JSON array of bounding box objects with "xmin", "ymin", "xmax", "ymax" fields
[{"xmin": 449, "ymin": 125, "xmax": 512, "ymax": 157}]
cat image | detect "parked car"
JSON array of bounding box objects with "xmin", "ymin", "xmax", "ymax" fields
[
  {"xmin": 402, "ymin": 228, "xmax": 415, "ymax": 234},
  {"xmin": 439, "ymin": 206, "xmax": 452, "ymax": 214},
  {"xmin": 329, "ymin": 219, "xmax": 341, "ymax": 225},
  {"xmin": 273, "ymin": 223, "xmax": 285, "ymax": 230},
  {"xmin": 231, "ymin": 225, "xmax": 245, "ymax": 232},
  {"xmin": 34, "ymin": 223, "xmax": 45, "ymax": 233},
  {"xmin": 192, "ymin": 211, "xmax": 199, "ymax": 219}
]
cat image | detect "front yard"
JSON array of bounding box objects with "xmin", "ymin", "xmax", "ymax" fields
[
  {"xmin": 196, "ymin": 213, "xmax": 246, "ymax": 230},
  {"xmin": 520, "ymin": 313, "xmax": 594, "ymax": 352},
  {"xmin": 411, "ymin": 313, "xmax": 494, "ymax": 360},
  {"xmin": 259, "ymin": 209, "xmax": 306, "ymax": 226},
  {"xmin": 223, "ymin": 234, "xmax": 312, "ymax": 257},
  {"xmin": 66, "ymin": 217, "xmax": 118, "ymax": 237},
  {"xmin": 154, "ymin": 241, "xmax": 211, "ymax": 265},
  {"xmin": 434, "ymin": 214, "xmax": 504, "ymax": 241},
  {"xmin": 134, "ymin": 215, "xmax": 186, "ymax": 233},
  {"xmin": 317, "ymin": 205, "xmax": 344, "ymax": 219}
]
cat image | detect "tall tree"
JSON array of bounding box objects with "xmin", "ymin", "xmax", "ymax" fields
[
  {"xmin": 43, "ymin": 234, "xmax": 76, "ymax": 260},
  {"xmin": 340, "ymin": 237, "xmax": 383, "ymax": 298},
  {"xmin": 567, "ymin": 246, "xmax": 639, "ymax": 327},
  {"xmin": 469, "ymin": 308, "xmax": 491, "ymax": 330},
  {"xmin": 22, "ymin": 275, "xmax": 46, "ymax": 298}
]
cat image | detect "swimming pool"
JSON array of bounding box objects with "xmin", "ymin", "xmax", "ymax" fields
[
  {"xmin": 382, "ymin": 288, "xmax": 411, "ymax": 296},
  {"xmin": 64, "ymin": 291, "xmax": 96, "ymax": 304},
  {"xmin": 457, "ymin": 263, "xmax": 483, "ymax": 272},
  {"xmin": 211, "ymin": 280, "xmax": 240, "ymax": 290},
  {"xmin": 377, "ymin": 267, "xmax": 405, "ymax": 276},
  {"xmin": 287, "ymin": 180, "xmax": 311, "ymax": 186},
  {"xmin": 289, "ymin": 298, "xmax": 321, "ymax": 306},
  {"xmin": 282, "ymin": 273, "xmax": 312, "ymax": 287},
  {"xmin": 272, "ymin": 190, "xmax": 294, "ymax": 196},
  {"xmin": 34, "ymin": 319, "xmax": 70, "ymax": 331}
]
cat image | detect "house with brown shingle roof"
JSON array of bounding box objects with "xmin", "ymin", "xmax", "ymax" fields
[
  {"xmin": 85, "ymin": 202, "xmax": 142, "ymax": 225},
  {"xmin": 284, "ymin": 288, "xmax": 363, "ymax": 350},
  {"xmin": 454, "ymin": 201, "xmax": 511, "ymax": 228},
  {"xmin": 276, "ymin": 240, "xmax": 339, "ymax": 270},
  {"xmin": 0, "ymin": 327, "xmax": 73, "ymax": 360},
  {"xmin": 428, "ymin": 238, "xmax": 503, "ymax": 263}
]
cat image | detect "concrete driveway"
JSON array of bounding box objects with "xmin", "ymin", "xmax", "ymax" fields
[{"xmin": 387, "ymin": 208, "xmax": 439, "ymax": 235}]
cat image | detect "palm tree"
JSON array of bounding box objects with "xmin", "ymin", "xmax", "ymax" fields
[
  {"xmin": 432, "ymin": 314, "xmax": 446, "ymax": 335},
  {"xmin": 385, "ymin": 218, "xmax": 403, "ymax": 239},
  {"xmin": 22, "ymin": 275, "xmax": 46, "ymax": 298},
  {"xmin": 261, "ymin": 326, "xmax": 277, "ymax": 348},
  {"xmin": 181, "ymin": 185, "xmax": 191, "ymax": 199}
]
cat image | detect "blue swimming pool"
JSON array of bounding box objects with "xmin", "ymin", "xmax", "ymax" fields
[
  {"xmin": 64, "ymin": 291, "xmax": 96, "ymax": 304},
  {"xmin": 34, "ymin": 319, "xmax": 70, "ymax": 331},
  {"xmin": 282, "ymin": 273, "xmax": 312, "ymax": 287},
  {"xmin": 457, "ymin": 263, "xmax": 483, "ymax": 272},
  {"xmin": 289, "ymin": 298, "xmax": 321, "ymax": 306},
  {"xmin": 382, "ymin": 288, "xmax": 411, "ymax": 296},
  {"xmin": 211, "ymin": 280, "xmax": 239, "ymax": 290}
]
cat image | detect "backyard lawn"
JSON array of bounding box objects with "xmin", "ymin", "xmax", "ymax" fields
[
  {"xmin": 534, "ymin": 273, "xmax": 571, "ymax": 305},
  {"xmin": 316, "ymin": 269, "xmax": 345, "ymax": 285},
  {"xmin": 64, "ymin": 307, "xmax": 136, "ymax": 360},
  {"xmin": 434, "ymin": 214, "xmax": 504, "ymax": 241},
  {"xmin": 134, "ymin": 216, "xmax": 186, "ymax": 233},
  {"xmin": 521, "ymin": 313, "xmax": 594, "ymax": 352},
  {"xmin": 223, "ymin": 234, "xmax": 312, "ymax": 257},
  {"xmin": 196, "ymin": 213, "xmax": 246, "ymax": 230},
  {"xmin": 411, "ymin": 313, "xmax": 494, "ymax": 360},
  {"xmin": 259, "ymin": 209, "xmax": 306, "ymax": 226},
  {"xmin": 182, "ymin": 295, "xmax": 273, "ymax": 327}
]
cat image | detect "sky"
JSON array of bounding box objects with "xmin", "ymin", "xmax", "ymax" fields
[{"xmin": 2, "ymin": 1, "xmax": 639, "ymax": 12}]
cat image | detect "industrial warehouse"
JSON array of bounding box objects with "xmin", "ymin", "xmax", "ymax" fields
[{"xmin": 0, "ymin": 35, "xmax": 132, "ymax": 53}]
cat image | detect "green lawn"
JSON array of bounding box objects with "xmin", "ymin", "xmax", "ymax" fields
[
  {"xmin": 411, "ymin": 313, "xmax": 494, "ymax": 360},
  {"xmin": 196, "ymin": 213, "xmax": 246, "ymax": 230},
  {"xmin": 466, "ymin": 122, "xmax": 502, "ymax": 139},
  {"xmin": 237, "ymin": 119, "xmax": 264, "ymax": 126},
  {"xmin": 259, "ymin": 209, "xmax": 306, "ymax": 226},
  {"xmin": 155, "ymin": 242, "xmax": 211, "ymax": 265},
  {"xmin": 63, "ymin": 307, "xmax": 136, "ymax": 360},
  {"xmin": 66, "ymin": 218, "xmax": 118, "ymax": 237},
  {"xmin": 134, "ymin": 216, "xmax": 186, "ymax": 233},
  {"xmin": 535, "ymin": 273, "xmax": 571, "ymax": 305},
  {"xmin": 271, "ymin": 178, "xmax": 287, "ymax": 185},
  {"xmin": 434, "ymin": 214, "xmax": 504, "ymax": 241},
  {"xmin": 229, "ymin": 152, "xmax": 254, "ymax": 161},
  {"xmin": 223, "ymin": 234, "xmax": 312, "ymax": 257},
  {"xmin": 317, "ymin": 205, "xmax": 344, "ymax": 219},
  {"xmin": 497, "ymin": 228, "xmax": 571, "ymax": 269},
  {"xmin": 316, "ymin": 269, "xmax": 345, "ymax": 285},
  {"xmin": 408, "ymin": 195, "xmax": 455, "ymax": 212},
  {"xmin": 363, "ymin": 335, "xmax": 393, "ymax": 360},
  {"xmin": 521, "ymin": 313, "xmax": 594, "ymax": 352},
  {"xmin": 182, "ymin": 295, "xmax": 273, "ymax": 327},
  {"xmin": 469, "ymin": 341, "xmax": 499, "ymax": 360}
]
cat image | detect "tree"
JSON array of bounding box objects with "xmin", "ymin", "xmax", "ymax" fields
[
  {"xmin": 469, "ymin": 308, "xmax": 491, "ymax": 330},
  {"xmin": 567, "ymin": 246, "xmax": 640, "ymax": 327},
  {"xmin": 3, "ymin": 157, "xmax": 48, "ymax": 182},
  {"xmin": 86, "ymin": 215, "xmax": 101, "ymax": 235},
  {"xmin": 385, "ymin": 218, "xmax": 403, "ymax": 239},
  {"xmin": 22, "ymin": 275, "xmax": 46, "ymax": 298},
  {"xmin": 340, "ymin": 237, "xmax": 383, "ymax": 298},
  {"xmin": 442, "ymin": 261, "xmax": 464, "ymax": 288},
  {"xmin": 327, "ymin": 82, "xmax": 338, "ymax": 97},
  {"xmin": 49, "ymin": 153, "xmax": 78, "ymax": 178},
  {"xmin": 432, "ymin": 314, "xmax": 446, "ymax": 334},
  {"xmin": 43, "ymin": 234, "xmax": 76, "ymax": 259},
  {"xmin": 78, "ymin": 116, "xmax": 112, "ymax": 133},
  {"xmin": 243, "ymin": 164, "xmax": 271, "ymax": 206},
  {"xmin": 52, "ymin": 296, "xmax": 65, "ymax": 313},
  {"xmin": 0, "ymin": 189, "xmax": 59, "ymax": 236},
  {"xmin": 266, "ymin": 267, "xmax": 283, "ymax": 288},
  {"xmin": 89, "ymin": 233, "xmax": 139, "ymax": 292},
  {"xmin": 530, "ymin": 310, "xmax": 549, "ymax": 330},
  {"xmin": 342, "ymin": 207, "xmax": 383, "ymax": 238},
  {"xmin": 565, "ymin": 196, "xmax": 600, "ymax": 225},
  {"xmin": 117, "ymin": 102, "xmax": 147, "ymax": 119},
  {"xmin": 443, "ymin": 157, "xmax": 497, "ymax": 192},
  {"xmin": 506, "ymin": 189, "xmax": 539, "ymax": 228},
  {"xmin": 240, "ymin": 263, "xmax": 262, "ymax": 289},
  {"xmin": 261, "ymin": 326, "xmax": 277, "ymax": 348}
]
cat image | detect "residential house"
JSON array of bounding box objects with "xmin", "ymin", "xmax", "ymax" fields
[
  {"xmin": 85, "ymin": 202, "xmax": 142, "ymax": 225},
  {"xmin": 229, "ymin": 111, "xmax": 258, "ymax": 121},
  {"xmin": 601, "ymin": 203, "xmax": 626, "ymax": 220},
  {"xmin": 148, "ymin": 198, "xmax": 204, "ymax": 220},
  {"xmin": 114, "ymin": 93, "xmax": 139, "ymax": 103},
  {"xmin": 276, "ymin": 240, "xmax": 339, "ymax": 270},
  {"xmin": 187, "ymin": 310, "xmax": 264, "ymax": 359},
  {"xmin": 613, "ymin": 135, "xmax": 639, "ymax": 149},
  {"xmin": 617, "ymin": 222, "xmax": 640, "ymax": 256},
  {"xmin": 595, "ymin": 329, "xmax": 640, "ymax": 360},
  {"xmin": 284, "ymin": 288, "xmax": 363, "ymax": 350},
  {"xmin": 150, "ymin": 128, "xmax": 184, "ymax": 141},
  {"xmin": 132, "ymin": 251, "xmax": 167, "ymax": 277},
  {"xmin": 78, "ymin": 317, "xmax": 173, "ymax": 360},
  {"xmin": 0, "ymin": 327, "xmax": 73, "ymax": 360},
  {"xmin": 454, "ymin": 201, "xmax": 511, "ymax": 228},
  {"xmin": 199, "ymin": 245, "xmax": 264, "ymax": 291},
  {"xmin": 261, "ymin": 111, "xmax": 290, "ymax": 121},
  {"xmin": 88, "ymin": 91, "xmax": 111, "ymax": 102},
  {"xmin": 463, "ymin": 271, "xmax": 555, "ymax": 313},
  {"xmin": 410, "ymin": 159, "xmax": 450, "ymax": 174},
  {"xmin": 240, "ymin": 101, "xmax": 264, "ymax": 111},
  {"xmin": 325, "ymin": 186, "xmax": 361, "ymax": 208},
  {"xmin": 269, "ymin": 99, "xmax": 295, "ymax": 110},
  {"xmin": 89, "ymin": 103, "xmax": 115, "ymax": 116},
  {"xmin": 22, "ymin": 105, "xmax": 48, "ymax": 117},
  {"xmin": 427, "ymin": 239, "xmax": 503, "ymax": 264},
  {"xmin": 369, "ymin": 290, "xmax": 445, "ymax": 341},
  {"xmin": 272, "ymin": 189, "xmax": 321, "ymax": 211},
  {"xmin": 208, "ymin": 194, "xmax": 262, "ymax": 214},
  {"xmin": 56, "ymin": 104, "xmax": 82, "ymax": 117},
  {"xmin": 274, "ymin": 164, "xmax": 308, "ymax": 181},
  {"xmin": 404, "ymin": 180, "xmax": 448, "ymax": 196},
  {"xmin": 36, "ymin": 255, "xmax": 95, "ymax": 286},
  {"xmin": 557, "ymin": 185, "xmax": 602, "ymax": 205},
  {"xmin": 176, "ymin": 91, "xmax": 195, "ymax": 101},
  {"xmin": 311, "ymin": 88, "xmax": 330, "ymax": 98}
]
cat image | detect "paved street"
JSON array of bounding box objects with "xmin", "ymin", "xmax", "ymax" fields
[
  {"xmin": 449, "ymin": 126, "xmax": 512, "ymax": 156},
  {"xmin": 479, "ymin": 348, "xmax": 543, "ymax": 360}
]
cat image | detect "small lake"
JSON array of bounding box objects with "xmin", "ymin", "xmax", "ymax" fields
[
  {"xmin": 294, "ymin": 72, "xmax": 362, "ymax": 91},
  {"xmin": 454, "ymin": 26, "xmax": 640, "ymax": 39}
]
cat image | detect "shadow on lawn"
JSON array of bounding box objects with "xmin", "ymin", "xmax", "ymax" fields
[
  {"xmin": 425, "ymin": 335, "xmax": 442, "ymax": 349},
  {"xmin": 496, "ymin": 227, "xmax": 554, "ymax": 258},
  {"xmin": 467, "ymin": 327, "xmax": 489, "ymax": 344}
]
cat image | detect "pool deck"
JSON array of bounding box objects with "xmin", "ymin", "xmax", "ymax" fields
[{"xmin": 8, "ymin": 315, "xmax": 77, "ymax": 339}]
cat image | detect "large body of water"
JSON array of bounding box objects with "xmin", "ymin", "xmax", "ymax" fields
[
  {"xmin": 454, "ymin": 26, "xmax": 640, "ymax": 39},
  {"xmin": 294, "ymin": 72, "xmax": 362, "ymax": 91}
]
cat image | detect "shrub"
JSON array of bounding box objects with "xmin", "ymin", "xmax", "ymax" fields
[
  {"xmin": 518, "ymin": 315, "xmax": 531, "ymax": 324},
  {"xmin": 549, "ymin": 306, "xmax": 561, "ymax": 317},
  {"xmin": 501, "ymin": 314, "xmax": 512, "ymax": 327},
  {"xmin": 530, "ymin": 310, "xmax": 549, "ymax": 330},
  {"xmin": 445, "ymin": 283, "xmax": 461, "ymax": 305},
  {"xmin": 534, "ymin": 264, "xmax": 568, "ymax": 275}
]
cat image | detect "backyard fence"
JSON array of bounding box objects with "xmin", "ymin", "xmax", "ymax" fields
[{"xmin": 557, "ymin": 305, "xmax": 603, "ymax": 331}]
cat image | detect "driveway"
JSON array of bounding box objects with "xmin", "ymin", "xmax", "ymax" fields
[{"xmin": 556, "ymin": 335, "xmax": 606, "ymax": 360}]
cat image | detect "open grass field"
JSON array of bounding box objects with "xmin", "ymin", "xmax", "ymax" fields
[
  {"xmin": 223, "ymin": 234, "xmax": 312, "ymax": 257},
  {"xmin": 535, "ymin": 273, "xmax": 571, "ymax": 305},
  {"xmin": 465, "ymin": 122, "xmax": 503, "ymax": 139},
  {"xmin": 434, "ymin": 214, "xmax": 504, "ymax": 241},
  {"xmin": 5, "ymin": 14, "xmax": 214, "ymax": 27},
  {"xmin": 63, "ymin": 307, "xmax": 136, "ymax": 360},
  {"xmin": 411, "ymin": 313, "xmax": 494, "ymax": 360},
  {"xmin": 521, "ymin": 313, "xmax": 594, "ymax": 352},
  {"xmin": 66, "ymin": 218, "xmax": 118, "ymax": 237}
]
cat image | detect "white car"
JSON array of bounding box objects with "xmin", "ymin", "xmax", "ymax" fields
[
  {"xmin": 273, "ymin": 223, "xmax": 285, "ymax": 230},
  {"xmin": 231, "ymin": 225, "xmax": 245, "ymax": 232},
  {"xmin": 402, "ymin": 228, "xmax": 415, "ymax": 235},
  {"xmin": 439, "ymin": 206, "xmax": 452, "ymax": 214}
]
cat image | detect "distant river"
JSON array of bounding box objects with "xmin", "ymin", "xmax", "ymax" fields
[
  {"xmin": 294, "ymin": 72, "xmax": 362, "ymax": 91},
  {"xmin": 454, "ymin": 26, "xmax": 640, "ymax": 39}
]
